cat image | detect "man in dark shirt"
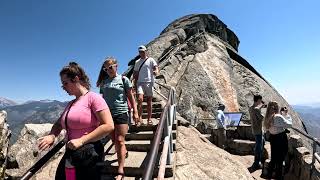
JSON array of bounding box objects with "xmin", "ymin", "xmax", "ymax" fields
[{"xmin": 249, "ymin": 94, "xmax": 266, "ymax": 169}]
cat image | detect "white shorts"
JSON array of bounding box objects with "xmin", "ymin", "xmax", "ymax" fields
[{"xmin": 137, "ymin": 82, "xmax": 153, "ymax": 97}]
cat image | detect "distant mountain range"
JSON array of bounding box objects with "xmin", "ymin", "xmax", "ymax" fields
[
  {"xmin": 1, "ymin": 96, "xmax": 319, "ymax": 143},
  {"xmin": 0, "ymin": 97, "xmax": 18, "ymax": 108},
  {"xmin": 0, "ymin": 97, "xmax": 68, "ymax": 143},
  {"xmin": 293, "ymin": 105, "xmax": 320, "ymax": 139}
]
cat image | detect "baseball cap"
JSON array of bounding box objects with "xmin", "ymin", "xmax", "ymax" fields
[
  {"xmin": 138, "ymin": 45, "xmax": 147, "ymax": 52},
  {"xmin": 217, "ymin": 103, "xmax": 225, "ymax": 110}
]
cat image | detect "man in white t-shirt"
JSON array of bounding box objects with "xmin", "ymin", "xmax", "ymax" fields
[{"xmin": 133, "ymin": 45, "xmax": 159, "ymax": 125}]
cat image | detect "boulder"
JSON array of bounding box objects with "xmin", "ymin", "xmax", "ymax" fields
[
  {"xmin": 175, "ymin": 125, "xmax": 254, "ymax": 180},
  {"xmin": 6, "ymin": 123, "xmax": 65, "ymax": 179},
  {"xmin": 0, "ymin": 110, "xmax": 10, "ymax": 179},
  {"xmin": 288, "ymin": 135, "xmax": 304, "ymax": 154}
]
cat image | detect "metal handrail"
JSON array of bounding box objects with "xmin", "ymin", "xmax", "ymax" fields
[
  {"xmin": 291, "ymin": 127, "xmax": 320, "ymax": 146},
  {"xmin": 155, "ymin": 81, "xmax": 171, "ymax": 90},
  {"xmin": 142, "ymin": 106, "xmax": 169, "ymax": 180},
  {"xmin": 20, "ymin": 140, "xmax": 66, "ymax": 180},
  {"xmin": 154, "ymin": 89, "xmax": 168, "ymax": 101},
  {"xmin": 315, "ymin": 153, "xmax": 320, "ymax": 164},
  {"xmin": 142, "ymin": 84, "xmax": 175, "ymax": 180}
]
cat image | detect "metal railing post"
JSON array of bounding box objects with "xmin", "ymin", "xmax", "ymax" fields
[
  {"xmin": 167, "ymin": 104, "xmax": 173, "ymax": 156},
  {"xmin": 169, "ymin": 105, "xmax": 174, "ymax": 153},
  {"xmin": 167, "ymin": 141, "xmax": 172, "ymax": 165},
  {"xmin": 311, "ymin": 138, "xmax": 317, "ymax": 179}
]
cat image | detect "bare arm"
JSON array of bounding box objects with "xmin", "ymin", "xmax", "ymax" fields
[
  {"xmin": 127, "ymin": 87, "xmax": 138, "ymax": 120},
  {"xmin": 38, "ymin": 118, "xmax": 63, "ymax": 151},
  {"xmin": 153, "ymin": 65, "xmax": 159, "ymax": 76},
  {"xmin": 80, "ymin": 109, "xmax": 114, "ymax": 144},
  {"xmin": 133, "ymin": 71, "xmax": 139, "ymax": 85},
  {"xmin": 255, "ymin": 108, "xmax": 264, "ymax": 122},
  {"xmin": 274, "ymin": 116, "xmax": 292, "ymax": 129},
  {"xmin": 50, "ymin": 120, "xmax": 63, "ymax": 137}
]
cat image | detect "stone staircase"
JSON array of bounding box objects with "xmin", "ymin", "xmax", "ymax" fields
[
  {"xmin": 225, "ymin": 126, "xmax": 270, "ymax": 159},
  {"xmin": 99, "ymin": 100, "xmax": 176, "ymax": 179}
]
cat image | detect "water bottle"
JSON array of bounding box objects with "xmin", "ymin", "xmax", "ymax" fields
[{"xmin": 65, "ymin": 158, "xmax": 76, "ymax": 180}]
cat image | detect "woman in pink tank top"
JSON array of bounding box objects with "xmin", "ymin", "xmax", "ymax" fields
[{"xmin": 38, "ymin": 62, "xmax": 114, "ymax": 180}]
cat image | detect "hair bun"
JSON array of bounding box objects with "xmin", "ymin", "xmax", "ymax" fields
[{"xmin": 69, "ymin": 62, "xmax": 78, "ymax": 66}]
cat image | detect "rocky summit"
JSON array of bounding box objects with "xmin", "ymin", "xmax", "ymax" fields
[{"xmin": 130, "ymin": 14, "xmax": 306, "ymax": 133}]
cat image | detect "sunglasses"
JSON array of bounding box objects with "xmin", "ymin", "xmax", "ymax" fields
[
  {"xmin": 61, "ymin": 81, "xmax": 70, "ymax": 88},
  {"xmin": 61, "ymin": 77, "xmax": 74, "ymax": 86},
  {"xmin": 103, "ymin": 64, "xmax": 117, "ymax": 72}
]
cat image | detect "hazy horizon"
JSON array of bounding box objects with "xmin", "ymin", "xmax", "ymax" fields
[{"xmin": 1, "ymin": 97, "xmax": 320, "ymax": 108}]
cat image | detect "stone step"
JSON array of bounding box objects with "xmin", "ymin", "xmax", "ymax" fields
[
  {"xmin": 99, "ymin": 151, "xmax": 174, "ymax": 178},
  {"xmin": 227, "ymin": 139, "xmax": 270, "ymax": 160},
  {"xmin": 126, "ymin": 130, "xmax": 177, "ymax": 141},
  {"xmin": 226, "ymin": 125, "xmax": 255, "ymax": 141},
  {"xmin": 125, "ymin": 140, "xmax": 176, "ymax": 152},
  {"xmin": 142, "ymin": 102, "xmax": 163, "ymax": 109},
  {"xmin": 128, "ymin": 120, "xmax": 177, "ymax": 133},
  {"xmin": 126, "ymin": 140, "xmax": 152, "ymax": 152},
  {"xmin": 142, "ymin": 112, "xmax": 162, "ymax": 119},
  {"xmin": 227, "ymin": 139, "xmax": 255, "ymax": 155},
  {"xmin": 143, "ymin": 107, "xmax": 163, "ymax": 113},
  {"xmin": 143, "ymin": 96, "xmax": 161, "ymax": 102},
  {"xmin": 129, "ymin": 124, "xmax": 158, "ymax": 133}
]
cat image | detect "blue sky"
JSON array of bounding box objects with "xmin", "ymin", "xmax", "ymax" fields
[{"xmin": 0, "ymin": 0, "xmax": 319, "ymax": 105}]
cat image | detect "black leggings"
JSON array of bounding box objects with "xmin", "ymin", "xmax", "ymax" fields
[
  {"xmin": 55, "ymin": 141, "xmax": 104, "ymax": 180},
  {"xmin": 269, "ymin": 132, "xmax": 288, "ymax": 179}
]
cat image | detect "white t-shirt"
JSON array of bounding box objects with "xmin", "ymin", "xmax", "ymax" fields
[
  {"xmin": 134, "ymin": 57, "xmax": 158, "ymax": 83},
  {"xmin": 268, "ymin": 114, "xmax": 292, "ymax": 134},
  {"xmin": 216, "ymin": 110, "xmax": 225, "ymax": 129}
]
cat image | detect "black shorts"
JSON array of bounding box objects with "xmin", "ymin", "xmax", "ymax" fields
[{"xmin": 112, "ymin": 112, "xmax": 129, "ymax": 125}]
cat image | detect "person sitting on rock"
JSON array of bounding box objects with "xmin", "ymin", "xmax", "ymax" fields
[
  {"xmin": 38, "ymin": 62, "xmax": 114, "ymax": 180},
  {"xmin": 133, "ymin": 45, "xmax": 159, "ymax": 125},
  {"xmin": 264, "ymin": 101, "xmax": 292, "ymax": 180},
  {"xmin": 249, "ymin": 94, "xmax": 266, "ymax": 170},
  {"xmin": 216, "ymin": 103, "xmax": 226, "ymax": 149}
]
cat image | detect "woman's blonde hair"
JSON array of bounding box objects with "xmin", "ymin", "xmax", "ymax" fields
[
  {"xmin": 264, "ymin": 101, "xmax": 280, "ymax": 129},
  {"xmin": 96, "ymin": 57, "xmax": 118, "ymax": 87}
]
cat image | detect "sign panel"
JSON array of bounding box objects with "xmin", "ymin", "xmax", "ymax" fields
[{"xmin": 224, "ymin": 112, "xmax": 243, "ymax": 127}]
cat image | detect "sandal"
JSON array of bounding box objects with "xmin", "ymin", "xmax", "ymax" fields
[
  {"xmin": 147, "ymin": 119, "xmax": 153, "ymax": 126},
  {"xmin": 135, "ymin": 120, "xmax": 142, "ymax": 127},
  {"xmin": 115, "ymin": 172, "xmax": 125, "ymax": 180}
]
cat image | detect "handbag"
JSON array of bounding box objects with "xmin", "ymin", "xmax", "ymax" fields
[
  {"xmin": 67, "ymin": 142, "xmax": 100, "ymax": 168},
  {"xmin": 64, "ymin": 98, "xmax": 100, "ymax": 168}
]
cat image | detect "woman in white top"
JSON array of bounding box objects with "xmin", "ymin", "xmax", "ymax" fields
[
  {"xmin": 280, "ymin": 107, "xmax": 292, "ymax": 122},
  {"xmin": 264, "ymin": 101, "xmax": 292, "ymax": 179}
]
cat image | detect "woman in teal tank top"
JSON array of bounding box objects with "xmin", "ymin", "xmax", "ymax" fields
[{"xmin": 96, "ymin": 57, "xmax": 138, "ymax": 180}]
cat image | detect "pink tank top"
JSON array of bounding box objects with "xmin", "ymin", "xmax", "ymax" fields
[{"xmin": 61, "ymin": 92, "xmax": 109, "ymax": 140}]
